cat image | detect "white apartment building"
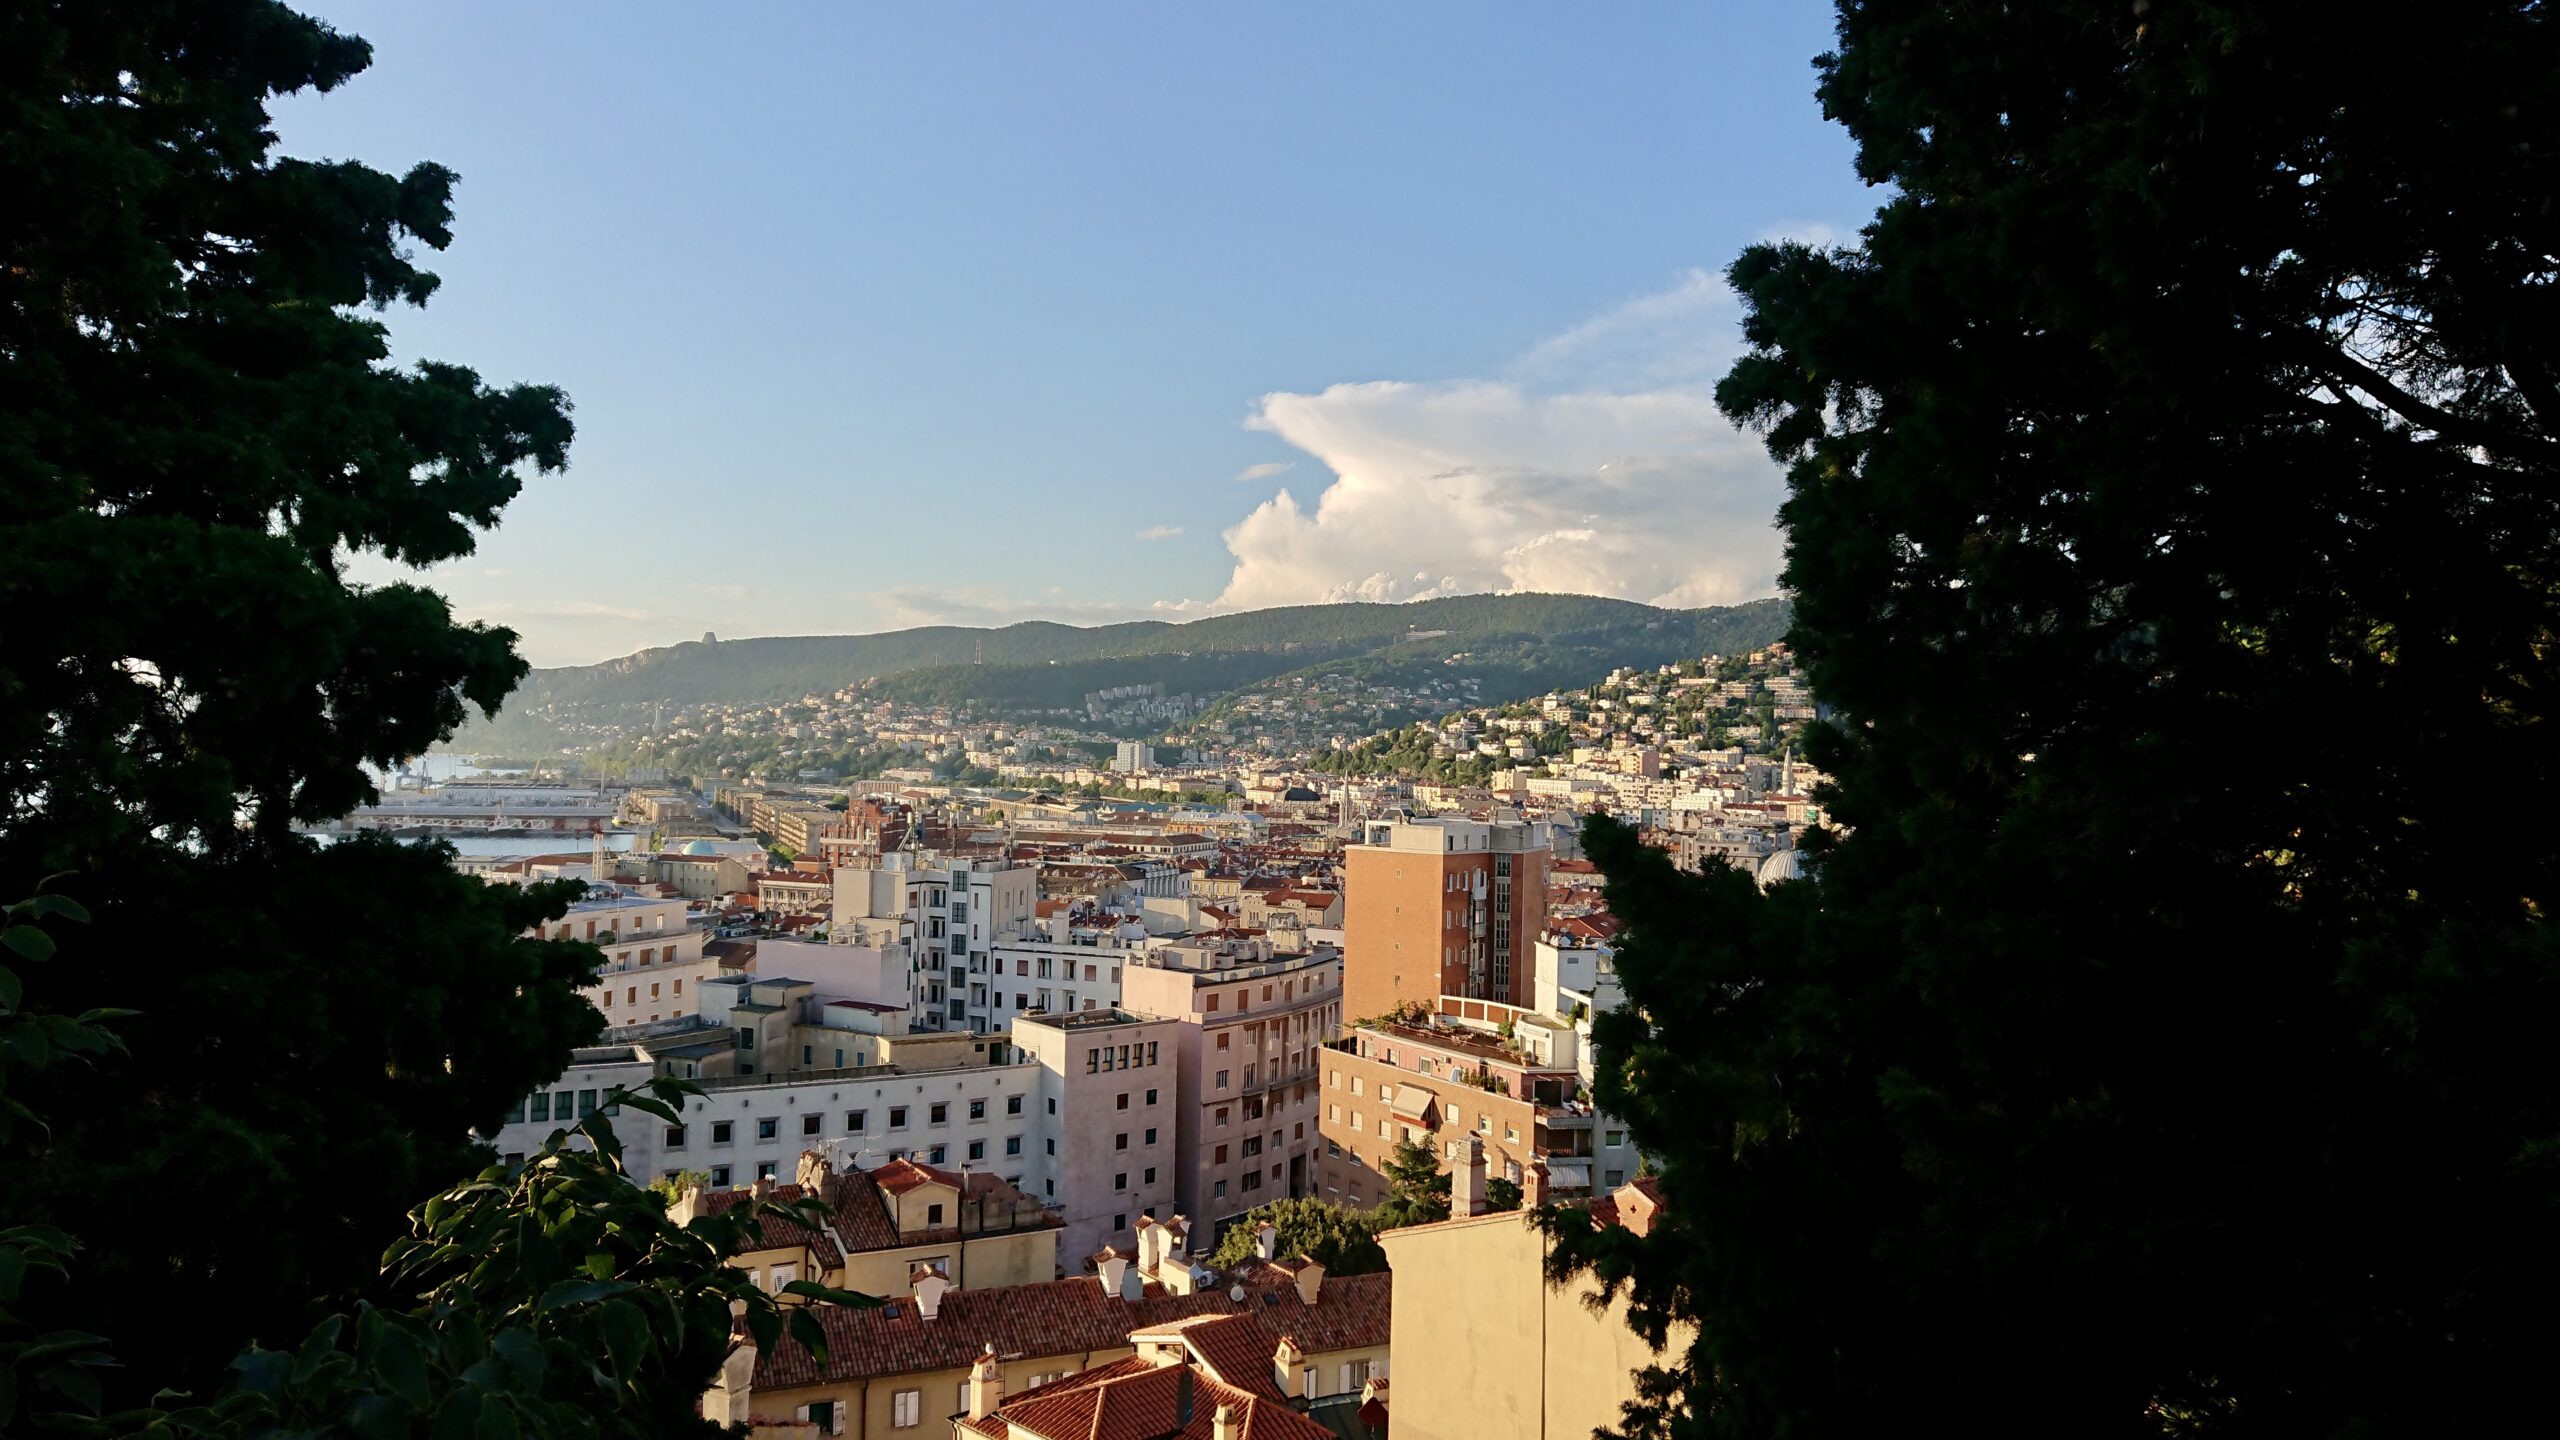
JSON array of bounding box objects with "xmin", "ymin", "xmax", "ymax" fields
[
  {"xmin": 986, "ymin": 927, "xmax": 1142, "ymax": 1019},
  {"xmin": 832, "ymin": 853, "xmax": 1038, "ymax": 1035},
  {"xmin": 1010, "ymin": 1008, "xmax": 1185, "ymax": 1263}
]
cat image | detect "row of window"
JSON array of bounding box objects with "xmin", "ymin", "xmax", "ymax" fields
[
  {"xmin": 665, "ymin": 1094, "xmax": 1030, "ymax": 1148},
  {"xmin": 1086, "ymin": 1042, "xmax": 1160, "ymax": 1072},
  {"xmin": 509, "ymin": 1088, "xmax": 612, "ymax": 1124},
  {"xmin": 1198, "ymin": 969, "xmax": 1332, "ymax": 1015}
]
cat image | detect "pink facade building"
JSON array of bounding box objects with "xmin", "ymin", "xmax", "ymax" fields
[{"xmin": 1121, "ymin": 938, "xmax": 1345, "ymax": 1253}]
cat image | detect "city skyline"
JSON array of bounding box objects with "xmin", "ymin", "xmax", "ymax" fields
[{"xmin": 274, "ymin": 3, "xmax": 1869, "ymax": 665}]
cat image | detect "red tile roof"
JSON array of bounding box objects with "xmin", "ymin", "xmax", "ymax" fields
[
  {"xmin": 754, "ymin": 1268, "xmax": 1389, "ymax": 1392},
  {"xmin": 981, "ymin": 1354, "xmax": 1331, "ymax": 1440}
]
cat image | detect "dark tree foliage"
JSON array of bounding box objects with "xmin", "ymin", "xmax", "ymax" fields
[
  {"xmin": 0, "ymin": 0, "xmax": 596, "ymax": 1400},
  {"xmin": 1549, "ymin": 2, "xmax": 2560, "ymax": 1435}
]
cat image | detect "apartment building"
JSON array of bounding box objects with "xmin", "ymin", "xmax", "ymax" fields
[
  {"xmin": 683, "ymin": 1150, "xmax": 1060, "ymax": 1299},
  {"xmin": 541, "ymin": 888, "xmax": 724, "ymax": 1029},
  {"xmin": 1011, "ymin": 1008, "xmax": 1184, "ymax": 1261},
  {"xmin": 832, "ymin": 854, "xmax": 1037, "ymax": 1034},
  {"xmin": 1122, "ymin": 940, "xmax": 1345, "ymax": 1251},
  {"xmin": 987, "ymin": 928, "xmax": 1137, "ymax": 1018},
  {"xmin": 1342, "ymin": 813, "xmax": 1549, "ymax": 1019},
  {"xmin": 1314, "ymin": 1013, "xmax": 1599, "ymax": 1205}
]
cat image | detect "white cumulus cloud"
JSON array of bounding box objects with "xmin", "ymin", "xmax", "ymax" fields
[
  {"xmin": 1195, "ymin": 271, "xmax": 1787, "ymax": 614},
  {"xmin": 1134, "ymin": 524, "xmax": 1184, "ymax": 541},
  {"xmin": 1235, "ymin": 462, "xmax": 1293, "ymax": 483}
]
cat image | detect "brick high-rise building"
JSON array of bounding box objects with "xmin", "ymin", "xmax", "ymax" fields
[{"xmin": 1342, "ymin": 813, "xmax": 1549, "ymax": 1019}]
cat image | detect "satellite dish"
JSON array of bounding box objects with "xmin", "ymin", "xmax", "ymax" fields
[{"xmin": 1229, "ymin": 1282, "xmax": 1246, "ymax": 1303}]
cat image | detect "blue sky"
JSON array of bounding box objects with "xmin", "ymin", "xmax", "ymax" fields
[{"xmin": 277, "ymin": 3, "xmax": 1873, "ymax": 667}]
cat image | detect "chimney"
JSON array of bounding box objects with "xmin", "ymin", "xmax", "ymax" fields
[
  {"xmin": 1291, "ymin": 1255, "xmax": 1326, "ymax": 1306},
  {"xmin": 1213, "ymin": 1402, "xmax": 1240, "ymax": 1440},
  {"xmin": 1457, "ymin": 1135, "xmax": 1487, "ymax": 1217},
  {"xmin": 668, "ymin": 1178, "xmax": 708, "ymax": 1227},
  {"xmin": 1093, "ymin": 1246, "xmax": 1132, "ymax": 1299},
  {"xmin": 1272, "ymin": 1336, "xmax": 1305, "ymax": 1399},
  {"xmin": 911, "ymin": 1264, "xmax": 950, "ymax": 1320},
  {"xmin": 751, "ymin": 1172, "xmax": 776, "ymax": 1202},
  {"xmin": 794, "ymin": 1149, "xmax": 834, "ymax": 1194},
  {"xmin": 966, "ymin": 1343, "xmax": 1004, "ymax": 1421},
  {"xmin": 1252, "ymin": 1221, "xmax": 1278, "ymax": 1262},
  {"xmin": 1522, "ymin": 1158, "xmax": 1550, "ymax": 1209},
  {"xmin": 1134, "ymin": 1215, "xmax": 1161, "ymax": 1274}
]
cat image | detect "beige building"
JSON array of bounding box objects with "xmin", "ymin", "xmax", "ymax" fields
[
  {"xmin": 1010, "ymin": 1008, "xmax": 1185, "ymax": 1261},
  {"xmin": 683, "ymin": 1151, "xmax": 1060, "ymax": 1301},
  {"xmin": 1375, "ymin": 1161, "xmax": 1677, "ymax": 1440},
  {"xmin": 543, "ymin": 888, "xmax": 729, "ymax": 1029},
  {"xmin": 1120, "ymin": 941, "xmax": 1344, "ymax": 1249}
]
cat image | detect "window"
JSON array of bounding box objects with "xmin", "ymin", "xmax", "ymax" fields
[
  {"xmin": 1205, "ymin": 993, "xmax": 1219, "ymax": 1012},
  {"xmin": 968, "ymin": 1140, "xmax": 985, "ymax": 1160},
  {"xmin": 1215, "ymin": 1144, "xmax": 1229, "ymax": 1164},
  {"xmin": 1213, "ymin": 1179, "xmax": 1228, "ymax": 1198},
  {"xmin": 1087, "ymin": 1048, "xmax": 1100, "ymax": 1074},
  {"xmin": 1243, "ymin": 1137, "xmax": 1263, "ymax": 1157},
  {"xmin": 1007, "ymin": 1095, "xmax": 1024, "ymax": 1116},
  {"xmin": 1114, "ymin": 1173, "xmax": 1128, "ymax": 1191},
  {"xmin": 711, "ymin": 1121, "xmax": 733, "ymax": 1144},
  {"xmin": 808, "ymin": 1400, "xmax": 836, "ymax": 1434},
  {"xmin": 1215, "ymin": 1069, "xmax": 1230, "ymax": 1090},
  {"xmin": 890, "ymin": 1106, "xmax": 908, "ymax": 1129},
  {"xmin": 1046, "ymin": 1138, "xmax": 1056, "ymax": 1155},
  {"xmin": 1144, "ymin": 1166, "xmax": 1157, "ymax": 1184},
  {"xmin": 1145, "ymin": 1087, "xmax": 1158, "ymax": 1105},
  {"xmin": 710, "ymin": 1165, "xmax": 731, "ymax": 1186},
  {"xmin": 848, "ymin": 1110, "xmax": 867, "ymax": 1133},
  {"xmin": 1117, "ymin": 1092, "xmax": 1130, "ymax": 1111},
  {"xmin": 1605, "ymin": 1168, "xmax": 1627, "ymax": 1188},
  {"xmin": 1215, "ymin": 1106, "xmax": 1230, "ymax": 1127},
  {"xmin": 928, "ymin": 1203, "xmax": 945, "ymax": 1226},
  {"xmin": 802, "ymin": 1113, "xmax": 822, "ymax": 1137},
  {"xmin": 1115, "ymin": 1133, "xmax": 1129, "ymax": 1151},
  {"xmin": 929, "ymin": 1144, "xmax": 947, "ymax": 1165},
  {"xmin": 756, "ymin": 1117, "xmax": 778, "ymax": 1140},
  {"xmin": 930, "ymin": 1102, "xmax": 948, "ymax": 1124},
  {"xmin": 1243, "ymin": 1172, "xmax": 1262, "ymax": 1192},
  {"xmin": 1144, "ymin": 1127, "xmax": 1158, "ymax": 1145},
  {"xmin": 1005, "ymin": 1135, "xmax": 1022, "ymax": 1156},
  {"xmin": 892, "ymin": 1389, "xmax": 921, "ymax": 1428},
  {"xmin": 665, "ymin": 1124, "xmax": 687, "ymax": 1148},
  {"xmin": 1216, "ymin": 1033, "xmax": 1230, "ymax": 1051},
  {"xmin": 1113, "ymin": 1213, "xmax": 1127, "ymax": 1231},
  {"xmin": 756, "ymin": 1161, "xmax": 778, "ymax": 1181},
  {"xmin": 1350, "ymin": 1112, "xmax": 1362, "ymax": 1131},
  {"xmin": 968, "ymin": 1098, "xmax": 986, "ymax": 1121}
]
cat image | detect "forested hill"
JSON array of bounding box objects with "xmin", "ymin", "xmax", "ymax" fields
[{"xmin": 498, "ymin": 593, "xmax": 1792, "ymax": 710}]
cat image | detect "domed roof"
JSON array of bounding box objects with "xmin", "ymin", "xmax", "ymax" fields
[
  {"xmin": 681, "ymin": 839, "xmax": 720, "ymax": 856},
  {"xmin": 1755, "ymin": 849, "xmax": 1806, "ymax": 888}
]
